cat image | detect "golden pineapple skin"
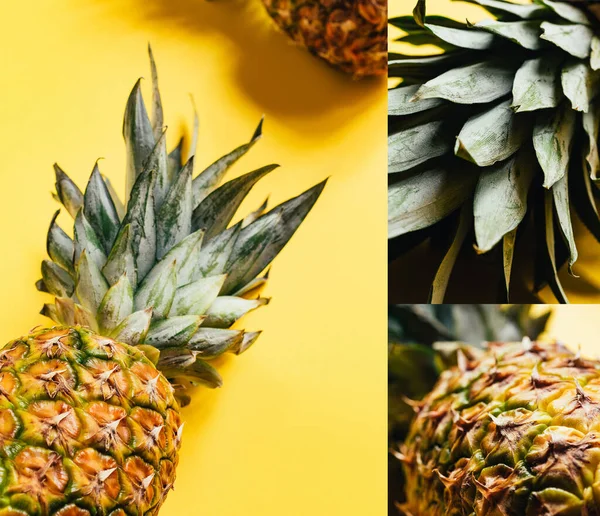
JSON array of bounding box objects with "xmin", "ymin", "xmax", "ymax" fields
[
  {"xmin": 262, "ymin": 0, "xmax": 387, "ymax": 78},
  {"xmin": 0, "ymin": 327, "xmax": 181, "ymax": 516},
  {"xmin": 402, "ymin": 341, "xmax": 600, "ymax": 515}
]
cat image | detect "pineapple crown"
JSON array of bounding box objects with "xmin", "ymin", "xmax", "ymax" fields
[
  {"xmin": 389, "ymin": 0, "xmax": 600, "ymax": 303},
  {"xmin": 36, "ymin": 46, "xmax": 326, "ymax": 400}
]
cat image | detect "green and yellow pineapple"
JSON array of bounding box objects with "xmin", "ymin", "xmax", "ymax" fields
[
  {"xmin": 388, "ymin": 0, "xmax": 600, "ymax": 302},
  {"xmin": 262, "ymin": 0, "xmax": 387, "ymax": 77},
  {"xmin": 0, "ymin": 47, "xmax": 325, "ymax": 515}
]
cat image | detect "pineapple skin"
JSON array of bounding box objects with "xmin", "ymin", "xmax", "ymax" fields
[
  {"xmin": 0, "ymin": 327, "xmax": 181, "ymax": 516},
  {"xmin": 262, "ymin": 0, "xmax": 387, "ymax": 78},
  {"xmin": 402, "ymin": 340, "xmax": 600, "ymax": 515}
]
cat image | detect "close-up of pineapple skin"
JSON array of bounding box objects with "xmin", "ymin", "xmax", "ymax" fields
[
  {"xmin": 400, "ymin": 338, "xmax": 600, "ymax": 515},
  {"xmin": 262, "ymin": 0, "xmax": 387, "ymax": 77},
  {"xmin": 0, "ymin": 326, "xmax": 181, "ymax": 516}
]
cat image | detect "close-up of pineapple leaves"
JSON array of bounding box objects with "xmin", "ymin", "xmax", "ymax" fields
[
  {"xmin": 0, "ymin": 46, "xmax": 327, "ymax": 516},
  {"xmin": 262, "ymin": 0, "xmax": 388, "ymax": 78},
  {"xmin": 389, "ymin": 0, "xmax": 600, "ymax": 303}
]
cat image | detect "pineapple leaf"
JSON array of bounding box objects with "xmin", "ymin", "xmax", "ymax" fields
[
  {"xmin": 242, "ymin": 197, "xmax": 269, "ymax": 227},
  {"xmin": 54, "ymin": 164, "xmax": 83, "ymax": 218},
  {"xmin": 192, "ymin": 117, "xmax": 264, "ymax": 207},
  {"xmin": 102, "ymin": 175, "xmax": 126, "ymax": 219},
  {"xmin": 156, "ymin": 156, "xmax": 193, "ymax": 260},
  {"xmin": 83, "ymin": 163, "xmax": 120, "ymax": 252},
  {"xmin": 171, "ymin": 229, "xmax": 205, "ymax": 287},
  {"xmin": 121, "ymin": 167, "xmax": 156, "ymax": 280},
  {"xmin": 512, "ymin": 55, "xmax": 563, "ymax": 113},
  {"xmin": 167, "ymin": 138, "xmax": 184, "ymax": 181},
  {"xmin": 389, "ymin": 84, "xmax": 444, "ymax": 116},
  {"xmin": 551, "ymin": 173, "xmax": 578, "ymax": 273},
  {"xmin": 41, "ymin": 260, "xmax": 75, "ymax": 298},
  {"xmin": 47, "ymin": 211, "xmax": 75, "ymax": 275},
  {"xmin": 222, "ymin": 180, "xmax": 327, "ymax": 294},
  {"xmin": 540, "ymin": 22, "xmax": 593, "ymax": 59},
  {"xmin": 389, "ymin": 119, "xmax": 453, "ymax": 173},
  {"xmin": 413, "ymin": 0, "xmax": 426, "ymax": 28},
  {"xmin": 231, "ymin": 331, "xmax": 261, "ymax": 355},
  {"xmin": 186, "ymin": 327, "xmax": 243, "ymax": 358},
  {"xmin": 542, "ymin": 190, "xmax": 569, "ymax": 302},
  {"xmin": 145, "ymin": 315, "xmax": 204, "ymax": 348},
  {"xmin": 74, "ymin": 303, "xmax": 99, "ymax": 332},
  {"xmin": 170, "ymin": 275, "xmax": 226, "ymax": 317},
  {"xmin": 455, "ymin": 99, "xmax": 531, "ymax": 167},
  {"xmin": 571, "ymin": 141, "xmax": 600, "ymax": 241},
  {"xmin": 145, "ymin": 129, "xmax": 169, "ymax": 210},
  {"xmin": 533, "ymin": 102, "xmax": 576, "ymax": 188},
  {"xmin": 388, "ymin": 52, "xmax": 470, "ymax": 80},
  {"xmin": 561, "ymin": 60, "xmax": 600, "ymax": 113},
  {"xmin": 503, "ymin": 227, "xmax": 518, "ymax": 301},
  {"xmin": 148, "ymin": 44, "xmax": 164, "ymax": 142},
  {"xmin": 75, "ymin": 250, "xmax": 109, "ymax": 316},
  {"xmin": 134, "ymin": 259, "xmax": 177, "ymax": 319},
  {"xmin": 388, "ymin": 166, "xmax": 477, "ymax": 238},
  {"xmin": 475, "ymin": 20, "xmax": 548, "ymax": 50},
  {"xmin": 55, "ymin": 297, "xmax": 76, "ymax": 326},
  {"xmin": 109, "ymin": 308, "xmax": 152, "ymax": 345},
  {"xmin": 583, "ymin": 101, "xmax": 600, "ymax": 179},
  {"xmin": 192, "ymin": 223, "xmax": 241, "ymax": 280},
  {"xmin": 102, "ymin": 224, "xmax": 137, "ymax": 287},
  {"xmin": 98, "ymin": 275, "xmax": 134, "ymax": 334},
  {"xmin": 203, "ymin": 296, "xmax": 268, "ymax": 328},
  {"xmin": 191, "ymin": 164, "xmax": 278, "ymax": 241},
  {"xmin": 74, "ymin": 209, "xmax": 107, "ymax": 270},
  {"xmin": 540, "ymin": 0, "xmax": 590, "ymax": 25},
  {"xmin": 473, "ymin": 148, "xmax": 535, "ymax": 253},
  {"xmin": 424, "ymin": 23, "xmax": 498, "ymax": 50},
  {"xmin": 414, "ymin": 60, "xmax": 518, "ymax": 104},
  {"xmin": 123, "ymin": 79, "xmax": 156, "ymax": 199},
  {"xmin": 461, "ymin": 0, "xmax": 550, "ymax": 20},
  {"xmin": 159, "ymin": 356, "xmax": 223, "ymax": 389},
  {"xmin": 592, "ymin": 36, "xmax": 600, "ymax": 70},
  {"xmin": 41, "ymin": 303, "xmax": 60, "ymax": 323}
]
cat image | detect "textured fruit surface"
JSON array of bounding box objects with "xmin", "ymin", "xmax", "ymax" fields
[
  {"xmin": 0, "ymin": 326, "xmax": 181, "ymax": 516},
  {"xmin": 262, "ymin": 0, "xmax": 387, "ymax": 77},
  {"xmin": 402, "ymin": 340, "xmax": 600, "ymax": 515}
]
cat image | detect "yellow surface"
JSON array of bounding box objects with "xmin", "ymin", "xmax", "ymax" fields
[
  {"xmin": 0, "ymin": 2, "xmax": 387, "ymax": 515},
  {"xmin": 539, "ymin": 305, "xmax": 600, "ymax": 356}
]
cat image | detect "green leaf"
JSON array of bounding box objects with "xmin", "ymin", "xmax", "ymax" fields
[
  {"xmin": 193, "ymin": 223, "xmax": 241, "ymax": 280},
  {"xmin": 541, "ymin": 0, "xmax": 590, "ymax": 25},
  {"xmin": 192, "ymin": 117, "xmax": 263, "ymax": 207},
  {"xmin": 145, "ymin": 315, "xmax": 204, "ymax": 348},
  {"xmin": 203, "ymin": 296, "xmax": 268, "ymax": 328},
  {"xmin": 591, "ymin": 36, "xmax": 600, "ymax": 71},
  {"xmin": 542, "ymin": 190, "xmax": 569, "ymax": 303},
  {"xmin": 473, "ymin": 148, "xmax": 536, "ymax": 252},
  {"xmin": 186, "ymin": 328, "xmax": 243, "ymax": 358},
  {"xmin": 414, "ymin": 61, "xmax": 517, "ymax": 104},
  {"xmin": 148, "ymin": 44, "xmax": 164, "ymax": 142},
  {"xmin": 74, "ymin": 209, "xmax": 107, "ymax": 270},
  {"xmin": 102, "ymin": 175, "xmax": 125, "ymax": 220},
  {"xmin": 170, "ymin": 275, "xmax": 227, "ymax": 316},
  {"xmin": 158, "ymin": 356, "xmax": 222, "ymax": 389},
  {"xmin": 430, "ymin": 206, "xmax": 471, "ymax": 303},
  {"xmin": 455, "ymin": 99, "xmax": 530, "ymax": 166},
  {"xmin": 109, "ymin": 308, "xmax": 152, "ymax": 345},
  {"xmin": 75, "ymin": 251, "xmax": 109, "ymax": 316},
  {"xmin": 156, "ymin": 156, "xmax": 193, "ymax": 260},
  {"xmin": 552, "ymin": 173, "xmax": 578, "ymax": 273},
  {"xmin": 171, "ymin": 229, "xmax": 205, "ymax": 287},
  {"xmin": 222, "ymin": 180, "xmax": 327, "ymax": 295},
  {"xmin": 41, "ymin": 260, "xmax": 74, "ymax": 298},
  {"xmin": 540, "ymin": 22, "xmax": 593, "ymax": 59},
  {"xmin": 74, "ymin": 304, "xmax": 98, "ymax": 332},
  {"xmin": 561, "ymin": 59, "xmax": 600, "ymax": 113},
  {"xmin": 47, "ymin": 211, "xmax": 74, "ymax": 275},
  {"xmin": 413, "ymin": 0, "xmax": 426, "ymax": 27},
  {"xmin": 192, "ymin": 164, "xmax": 278, "ymax": 240},
  {"xmin": 389, "ymin": 119, "xmax": 453, "ymax": 173},
  {"xmin": 462, "ymin": 0, "xmax": 550, "ymax": 19},
  {"xmin": 389, "ymin": 84, "xmax": 444, "ymax": 116},
  {"xmin": 424, "ymin": 23, "xmax": 497, "ymax": 50},
  {"xmin": 41, "ymin": 303, "xmax": 60, "ymax": 323},
  {"xmin": 134, "ymin": 260, "xmax": 177, "ymax": 319},
  {"xmin": 145, "ymin": 130, "xmax": 169, "ymax": 211},
  {"xmin": 123, "ymin": 79, "xmax": 155, "ymax": 200},
  {"xmin": 167, "ymin": 138, "xmax": 184, "ymax": 182},
  {"xmin": 102, "ymin": 224, "xmax": 137, "ymax": 288},
  {"xmin": 121, "ymin": 168, "xmax": 156, "ymax": 280},
  {"xmin": 475, "ymin": 20, "xmax": 547, "ymax": 50},
  {"xmin": 242, "ymin": 197, "xmax": 269, "ymax": 227},
  {"xmin": 230, "ymin": 331, "xmax": 261, "ymax": 355},
  {"xmin": 583, "ymin": 100, "xmax": 600, "ymax": 180},
  {"xmin": 512, "ymin": 55, "xmax": 563, "ymax": 113},
  {"xmin": 98, "ymin": 275, "xmax": 134, "ymax": 334},
  {"xmin": 533, "ymin": 103, "xmax": 576, "ymax": 188},
  {"xmin": 55, "ymin": 297, "xmax": 76, "ymax": 326},
  {"xmin": 503, "ymin": 227, "xmax": 518, "ymax": 301},
  {"xmin": 83, "ymin": 163, "xmax": 120, "ymax": 252},
  {"xmin": 388, "ymin": 167, "xmax": 478, "ymax": 238},
  {"xmin": 388, "ymin": 52, "xmax": 469, "ymax": 79},
  {"xmin": 54, "ymin": 164, "xmax": 83, "ymax": 219}
]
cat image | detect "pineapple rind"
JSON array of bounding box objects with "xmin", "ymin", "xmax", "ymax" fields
[{"xmin": 402, "ymin": 340, "xmax": 600, "ymax": 515}]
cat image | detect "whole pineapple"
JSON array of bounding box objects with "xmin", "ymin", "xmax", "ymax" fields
[
  {"xmin": 262, "ymin": 0, "xmax": 387, "ymax": 77},
  {"xmin": 4, "ymin": 46, "xmax": 325, "ymax": 515},
  {"xmin": 401, "ymin": 339, "xmax": 600, "ymax": 515},
  {"xmin": 389, "ymin": 0, "xmax": 600, "ymax": 303}
]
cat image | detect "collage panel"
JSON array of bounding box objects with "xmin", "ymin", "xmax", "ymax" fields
[{"xmin": 0, "ymin": 1, "xmax": 387, "ymax": 515}]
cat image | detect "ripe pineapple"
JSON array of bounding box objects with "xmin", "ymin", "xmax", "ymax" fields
[
  {"xmin": 262, "ymin": 0, "xmax": 387, "ymax": 78},
  {"xmin": 389, "ymin": 0, "xmax": 600, "ymax": 303},
  {"xmin": 3, "ymin": 47, "xmax": 326, "ymax": 515}
]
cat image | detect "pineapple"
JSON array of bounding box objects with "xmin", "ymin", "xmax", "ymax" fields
[
  {"xmin": 400, "ymin": 339, "xmax": 600, "ymax": 515},
  {"xmin": 4, "ymin": 46, "xmax": 326, "ymax": 515},
  {"xmin": 388, "ymin": 0, "xmax": 600, "ymax": 303},
  {"xmin": 262, "ymin": 0, "xmax": 387, "ymax": 78}
]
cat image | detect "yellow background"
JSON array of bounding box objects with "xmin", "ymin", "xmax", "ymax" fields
[
  {"xmin": 0, "ymin": 2, "xmax": 387, "ymax": 515},
  {"xmin": 540, "ymin": 306, "xmax": 600, "ymax": 355}
]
